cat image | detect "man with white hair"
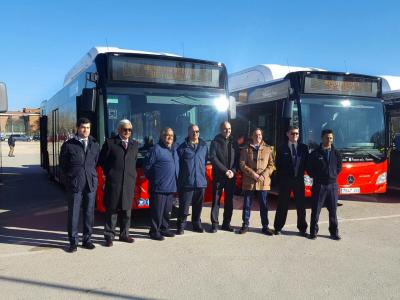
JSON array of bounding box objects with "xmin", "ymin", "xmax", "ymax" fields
[{"xmin": 98, "ymin": 119, "xmax": 139, "ymax": 247}]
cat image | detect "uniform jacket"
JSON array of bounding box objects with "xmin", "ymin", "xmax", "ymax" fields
[
  {"xmin": 177, "ymin": 138, "xmax": 208, "ymax": 189},
  {"xmin": 98, "ymin": 136, "xmax": 139, "ymax": 210},
  {"xmin": 308, "ymin": 144, "xmax": 342, "ymax": 185},
  {"xmin": 59, "ymin": 136, "xmax": 100, "ymax": 193},
  {"xmin": 8, "ymin": 135, "xmax": 15, "ymax": 147},
  {"xmin": 240, "ymin": 141, "xmax": 275, "ymax": 191},
  {"xmin": 144, "ymin": 141, "xmax": 179, "ymax": 193},
  {"xmin": 209, "ymin": 134, "xmax": 239, "ymax": 183},
  {"xmin": 275, "ymin": 143, "xmax": 309, "ymax": 182}
]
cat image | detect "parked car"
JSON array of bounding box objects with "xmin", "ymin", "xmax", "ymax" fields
[
  {"xmin": 0, "ymin": 134, "xmax": 5, "ymax": 141},
  {"xmin": 9, "ymin": 134, "xmax": 32, "ymax": 142},
  {"xmin": 33, "ymin": 134, "xmax": 40, "ymax": 141}
]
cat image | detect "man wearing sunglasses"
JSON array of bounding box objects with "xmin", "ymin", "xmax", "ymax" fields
[
  {"xmin": 274, "ymin": 125, "xmax": 309, "ymax": 237},
  {"xmin": 98, "ymin": 119, "xmax": 139, "ymax": 247},
  {"xmin": 176, "ymin": 124, "xmax": 208, "ymax": 235}
]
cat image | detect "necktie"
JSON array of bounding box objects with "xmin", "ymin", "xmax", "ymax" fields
[
  {"xmin": 82, "ymin": 139, "xmax": 88, "ymax": 152},
  {"xmin": 292, "ymin": 144, "xmax": 298, "ymax": 174},
  {"xmin": 123, "ymin": 141, "xmax": 128, "ymax": 150}
]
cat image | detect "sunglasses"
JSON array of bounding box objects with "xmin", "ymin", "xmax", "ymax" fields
[
  {"xmin": 122, "ymin": 128, "xmax": 132, "ymax": 132},
  {"xmin": 290, "ymin": 132, "xmax": 299, "ymax": 136},
  {"xmin": 192, "ymin": 130, "xmax": 200, "ymax": 134}
]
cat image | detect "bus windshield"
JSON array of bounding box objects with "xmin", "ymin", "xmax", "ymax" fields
[
  {"xmin": 300, "ymin": 96, "xmax": 385, "ymax": 155},
  {"xmin": 105, "ymin": 88, "xmax": 227, "ymax": 156}
]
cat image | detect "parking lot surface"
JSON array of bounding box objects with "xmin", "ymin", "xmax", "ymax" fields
[{"xmin": 0, "ymin": 142, "xmax": 399, "ymax": 299}]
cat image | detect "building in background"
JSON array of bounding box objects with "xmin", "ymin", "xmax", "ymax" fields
[{"xmin": 0, "ymin": 108, "xmax": 40, "ymax": 136}]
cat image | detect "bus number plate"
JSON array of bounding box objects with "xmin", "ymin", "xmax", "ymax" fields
[{"xmin": 340, "ymin": 187, "xmax": 360, "ymax": 194}]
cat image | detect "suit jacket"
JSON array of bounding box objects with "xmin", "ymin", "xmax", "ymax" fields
[
  {"xmin": 276, "ymin": 143, "xmax": 309, "ymax": 182},
  {"xmin": 209, "ymin": 134, "xmax": 239, "ymax": 183},
  {"xmin": 59, "ymin": 136, "xmax": 100, "ymax": 193},
  {"xmin": 98, "ymin": 136, "xmax": 139, "ymax": 210},
  {"xmin": 308, "ymin": 144, "xmax": 342, "ymax": 185}
]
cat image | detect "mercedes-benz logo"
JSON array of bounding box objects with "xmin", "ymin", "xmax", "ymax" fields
[{"xmin": 347, "ymin": 175, "xmax": 355, "ymax": 185}]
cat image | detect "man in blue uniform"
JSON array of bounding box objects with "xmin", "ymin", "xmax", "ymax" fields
[
  {"xmin": 308, "ymin": 129, "xmax": 342, "ymax": 240},
  {"xmin": 59, "ymin": 118, "xmax": 100, "ymax": 253},
  {"xmin": 144, "ymin": 127, "xmax": 179, "ymax": 241},
  {"xmin": 176, "ymin": 124, "xmax": 208, "ymax": 235}
]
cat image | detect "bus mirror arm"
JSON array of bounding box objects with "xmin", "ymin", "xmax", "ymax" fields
[
  {"xmin": 79, "ymin": 88, "xmax": 97, "ymax": 113},
  {"xmin": 229, "ymin": 96, "xmax": 236, "ymax": 119},
  {"xmin": 0, "ymin": 82, "xmax": 8, "ymax": 113}
]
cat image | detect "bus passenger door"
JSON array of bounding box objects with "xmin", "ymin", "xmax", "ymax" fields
[{"xmin": 51, "ymin": 109, "xmax": 60, "ymax": 181}]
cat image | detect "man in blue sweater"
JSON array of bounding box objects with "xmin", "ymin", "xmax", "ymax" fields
[
  {"xmin": 176, "ymin": 124, "xmax": 208, "ymax": 235},
  {"xmin": 144, "ymin": 127, "xmax": 179, "ymax": 241}
]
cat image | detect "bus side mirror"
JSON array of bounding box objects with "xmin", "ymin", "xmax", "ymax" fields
[
  {"xmin": 0, "ymin": 82, "xmax": 8, "ymax": 113},
  {"xmin": 78, "ymin": 88, "xmax": 96, "ymax": 112},
  {"xmin": 283, "ymin": 99, "xmax": 294, "ymax": 119},
  {"xmin": 229, "ymin": 96, "xmax": 236, "ymax": 119}
]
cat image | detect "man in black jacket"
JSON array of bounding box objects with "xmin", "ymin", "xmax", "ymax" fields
[
  {"xmin": 8, "ymin": 134, "xmax": 15, "ymax": 157},
  {"xmin": 59, "ymin": 118, "xmax": 100, "ymax": 253},
  {"xmin": 209, "ymin": 121, "xmax": 239, "ymax": 233},
  {"xmin": 274, "ymin": 126, "xmax": 308, "ymax": 236},
  {"xmin": 98, "ymin": 119, "xmax": 139, "ymax": 247},
  {"xmin": 308, "ymin": 129, "xmax": 342, "ymax": 240}
]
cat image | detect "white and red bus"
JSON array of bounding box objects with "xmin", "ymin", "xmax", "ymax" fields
[
  {"xmin": 230, "ymin": 64, "xmax": 388, "ymax": 196},
  {"xmin": 40, "ymin": 47, "xmax": 232, "ymax": 211}
]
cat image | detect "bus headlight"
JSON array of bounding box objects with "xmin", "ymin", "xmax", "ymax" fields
[
  {"xmin": 304, "ymin": 175, "xmax": 313, "ymax": 187},
  {"xmin": 376, "ymin": 172, "xmax": 387, "ymax": 185},
  {"xmin": 214, "ymin": 96, "xmax": 229, "ymax": 112}
]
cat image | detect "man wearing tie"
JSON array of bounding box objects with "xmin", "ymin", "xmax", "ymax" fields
[
  {"xmin": 274, "ymin": 126, "xmax": 309, "ymax": 237},
  {"xmin": 60, "ymin": 118, "xmax": 100, "ymax": 253},
  {"xmin": 98, "ymin": 119, "xmax": 139, "ymax": 247}
]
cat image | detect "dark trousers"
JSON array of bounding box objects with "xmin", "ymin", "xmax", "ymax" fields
[
  {"xmin": 104, "ymin": 208, "xmax": 132, "ymax": 240},
  {"xmin": 242, "ymin": 190, "xmax": 269, "ymax": 228},
  {"xmin": 310, "ymin": 182, "xmax": 339, "ymax": 236},
  {"xmin": 178, "ymin": 188, "xmax": 205, "ymax": 230},
  {"xmin": 67, "ymin": 185, "xmax": 96, "ymax": 245},
  {"xmin": 149, "ymin": 192, "xmax": 174, "ymax": 235},
  {"xmin": 211, "ymin": 179, "xmax": 235, "ymax": 225},
  {"xmin": 274, "ymin": 179, "xmax": 308, "ymax": 232}
]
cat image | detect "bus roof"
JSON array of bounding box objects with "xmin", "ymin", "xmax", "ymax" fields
[
  {"xmin": 64, "ymin": 46, "xmax": 181, "ymax": 86},
  {"xmin": 229, "ymin": 64, "xmax": 324, "ymax": 92},
  {"xmin": 381, "ymin": 75, "xmax": 400, "ymax": 100}
]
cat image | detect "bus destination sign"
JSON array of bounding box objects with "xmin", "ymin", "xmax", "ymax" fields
[
  {"xmin": 111, "ymin": 56, "xmax": 222, "ymax": 88},
  {"xmin": 304, "ymin": 74, "xmax": 379, "ymax": 97}
]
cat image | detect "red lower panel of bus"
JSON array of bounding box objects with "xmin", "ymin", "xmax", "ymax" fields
[{"xmin": 95, "ymin": 165, "xmax": 223, "ymax": 212}]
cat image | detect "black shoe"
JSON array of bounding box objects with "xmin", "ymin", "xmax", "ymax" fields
[
  {"xmin": 299, "ymin": 231, "xmax": 308, "ymax": 238},
  {"xmin": 221, "ymin": 224, "xmax": 234, "ymax": 232},
  {"xmin": 209, "ymin": 224, "xmax": 218, "ymax": 233},
  {"xmin": 161, "ymin": 230, "xmax": 175, "ymax": 238},
  {"xmin": 262, "ymin": 227, "xmax": 273, "ymax": 236},
  {"xmin": 309, "ymin": 234, "xmax": 317, "ymax": 240},
  {"xmin": 150, "ymin": 233, "xmax": 165, "ymax": 241},
  {"xmin": 66, "ymin": 244, "xmax": 77, "ymax": 253},
  {"xmin": 238, "ymin": 226, "xmax": 248, "ymax": 234},
  {"xmin": 274, "ymin": 229, "xmax": 281, "ymax": 235},
  {"xmin": 330, "ymin": 234, "xmax": 341, "ymax": 241},
  {"xmin": 337, "ymin": 202, "xmax": 343, "ymax": 207},
  {"xmin": 176, "ymin": 229, "xmax": 184, "ymax": 235},
  {"xmin": 105, "ymin": 239, "xmax": 114, "ymax": 247},
  {"xmin": 82, "ymin": 241, "xmax": 96, "ymax": 250},
  {"xmin": 119, "ymin": 236, "xmax": 135, "ymax": 243},
  {"xmin": 192, "ymin": 227, "xmax": 204, "ymax": 233}
]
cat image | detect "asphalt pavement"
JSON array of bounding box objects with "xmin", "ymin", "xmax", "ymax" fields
[{"xmin": 0, "ymin": 142, "xmax": 400, "ymax": 300}]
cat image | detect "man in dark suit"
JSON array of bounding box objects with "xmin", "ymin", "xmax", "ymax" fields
[
  {"xmin": 98, "ymin": 119, "xmax": 139, "ymax": 247},
  {"xmin": 308, "ymin": 129, "xmax": 342, "ymax": 240},
  {"xmin": 274, "ymin": 126, "xmax": 308, "ymax": 236},
  {"xmin": 144, "ymin": 127, "xmax": 179, "ymax": 241},
  {"xmin": 59, "ymin": 118, "xmax": 100, "ymax": 253},
  {"xmin": 209, "ymin": 121, "xmax": 239, "ymax": 233}
]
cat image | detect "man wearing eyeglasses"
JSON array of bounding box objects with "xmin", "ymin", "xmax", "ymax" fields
[
  {"xmin": 98, "ymin": 119, "xmax": 139, "ymax": 247},
  {"xmin": 274, "ymin": 125, "xmax": 309, "ymax": 237},
  {"xmin": 144, "ymin": 127, "xmax": 179, "ymax": 241},
  {"xmin": 176, "ymin": 124, "xmax": 208, "ymax": 235}
]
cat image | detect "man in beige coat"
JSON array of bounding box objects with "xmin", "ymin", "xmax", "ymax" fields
[{"xmin": 238, "ymin": 128, "xmax": 275, "ymax": 235}]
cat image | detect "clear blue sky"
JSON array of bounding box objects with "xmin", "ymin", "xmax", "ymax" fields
[{"xmin": 1, "ymin": 0, "xmax": 399, "ymax": 111}]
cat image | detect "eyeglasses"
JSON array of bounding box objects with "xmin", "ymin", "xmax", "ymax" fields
[
  {"xmin": 192, "ymin": 130, "xmax": 200, "ymax": 134},
  {"xmin": 290, "ymin": 132, "xmax": 299, "ymax": 136},
  {"xmin": 122, "ymin": 128, "xmax": 132, "ymax": 132}
]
